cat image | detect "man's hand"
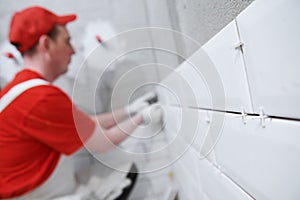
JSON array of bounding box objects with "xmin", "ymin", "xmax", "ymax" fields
[
  {"xmin": 125, "ymin": 92, "xmax": 157, "ymax": 116},
  {"xmin": 141, "ymin": 104, "xmax": 164, "ymax": 125}
]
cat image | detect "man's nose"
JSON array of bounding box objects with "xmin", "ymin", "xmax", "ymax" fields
[{"xmin": 70, "ymin": 45, "xmax": 75, "ymax": 55}]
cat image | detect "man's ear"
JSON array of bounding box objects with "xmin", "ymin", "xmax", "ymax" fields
[{"xmin": 37, "ymin": 35, "xmax": 51, "ymax": 52}]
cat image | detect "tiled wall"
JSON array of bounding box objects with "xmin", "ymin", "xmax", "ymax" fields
[{"xmin": 158, "ymin": 0, "xmax": 300, "ymax": 199}]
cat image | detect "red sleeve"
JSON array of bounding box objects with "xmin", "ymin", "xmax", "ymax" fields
[{"xmin": 23, "ymin": 86, "xmax": 95, "ymax": 155}]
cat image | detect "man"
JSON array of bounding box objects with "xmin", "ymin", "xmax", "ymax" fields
[{"xmin": 0, "ymin": 6, "xmax": 162, "ymax": 199}]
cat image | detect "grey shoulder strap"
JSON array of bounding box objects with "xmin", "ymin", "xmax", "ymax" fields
[{"xmin": 0, "ymin": 79, "xmax": 49, "ymax": 113}]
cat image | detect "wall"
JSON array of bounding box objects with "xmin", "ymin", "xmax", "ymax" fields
[
  {"xmin": 166, "ymin": 0, "xmax": 254, "ymax": 59},
  {"xmin": 159, "ymin": 0, "xmax": 300, "ymax": 199}
]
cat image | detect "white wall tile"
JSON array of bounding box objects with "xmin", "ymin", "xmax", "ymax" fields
[
  {"xmin": 160, "ymin": 47, "xmax": 227, "ymax": 109},
  {"xmin": 176, "ymin": 60, "xmax": 213, "ymax": 109},
  {"xmin": 173, "ymin": 149, "xmax": 207, "ymax": 200},
  {"xmin": 160, "ymin": 46, "xmax": 233, "ymax": 111},
  {"xmin": 214, "ymin": 112, "xmax": 300, "ymax": 199},
  {"xmin": 159, "ymin": 63, "xmax": 199, "ymax": 107},
  {"xmin": 160, "ymin": 105, "xmax": 219, "ymax": 165},
  {"xmin": 197, "ymin": 158, "xmax": 254, "ymax": 200},
  {"xmin": 173, "ymin": 147, "xmax": 253, "ymax": 200},
  {"xmin": 236, "ymin": 0, "xmax": 300, "ymax": 119},
  {"xmin": 203, "ymin": 21, "xmax": 253, "ymax": 113}
]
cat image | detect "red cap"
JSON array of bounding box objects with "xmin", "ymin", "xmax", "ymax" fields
[{"xmin": 9, "ymin": 6, "xmax": 76, "ymax": 53}]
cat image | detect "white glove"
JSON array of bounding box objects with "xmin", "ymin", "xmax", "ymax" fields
[
  {"xmin": 104, "ymin": 178, "xmax": 132, "ymax": 200},
  {"xmin": 142, "ymin": 104, "xmax": 164, "ymax": 125},
  {"xmin": 125, "ymin": 92, "xmax": 157, "ymax": 116}
]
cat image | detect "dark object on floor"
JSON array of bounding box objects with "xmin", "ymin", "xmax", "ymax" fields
[{"xmin": 114, "ymin": 163, "xmax": 138, "ymax": 200}]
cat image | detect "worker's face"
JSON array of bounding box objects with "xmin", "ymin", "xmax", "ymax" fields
[{"xmin": 48, "ymin": 25, "xmax": 75, "ymax": 75}]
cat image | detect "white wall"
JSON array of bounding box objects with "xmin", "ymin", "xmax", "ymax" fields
[{"xmin": 159, "ymin": 0, "xmax": 300, "ymax": 199}]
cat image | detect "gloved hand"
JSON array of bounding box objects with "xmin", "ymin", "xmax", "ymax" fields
[
  {"xmin": 142, "ymin": 103, "xmax": 164, "ymax": 125},
  {"xmin": 105, "ymin": 178, "xmax": 132, "ymax": 200},
  {"xmin": 125, "ymin": 92, "xmax": 157, "ymax": 116}
]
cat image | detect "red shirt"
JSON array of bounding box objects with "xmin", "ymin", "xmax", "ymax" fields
[{"xmin": 0, "ymin": 69, "xmax": 95, "ymax": 198}]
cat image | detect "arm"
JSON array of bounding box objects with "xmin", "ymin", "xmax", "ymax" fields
[
  {"xmin": 85, "ymin": 92, "xmax": 160, "ymax": 153},
  {"xmin": 85, "ymin": 112, "xmax": 144, "ymax": 153},
  {"xmin": 91, "ymin": 108, "xmax": 128, "ymax": 129},
  {"xmin": 91, "ymin": 91, "xmax": 157, "ymax": 129}
]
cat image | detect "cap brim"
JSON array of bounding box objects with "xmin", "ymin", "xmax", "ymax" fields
[{"xmin": 57, "ymin": 14, "xmax": 76, "ymax": 25}]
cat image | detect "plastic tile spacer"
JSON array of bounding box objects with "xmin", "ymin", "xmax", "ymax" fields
[
  {"xmin": 234, "ymin": 41, "xmax": 244, "ymax": 50},
  {"xmin": 241, "ymin": 107, "xmax": 247, "ymax": 124},
  {"xmin": 259, "ymin": 107, "xmax": 268, "ymax": 128}
]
